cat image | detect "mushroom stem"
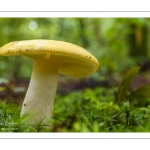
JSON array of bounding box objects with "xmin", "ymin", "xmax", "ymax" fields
[{"xmin": 20, "ymin": 59, "xmax": 59, "ymax": 124}]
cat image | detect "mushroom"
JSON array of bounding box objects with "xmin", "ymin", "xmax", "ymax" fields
[{"xmin": 0, "ymin": 40, "xmax": 99, "ymax": 124}]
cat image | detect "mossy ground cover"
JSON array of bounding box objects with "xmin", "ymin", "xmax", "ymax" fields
[{"xmin": 1, "ymin": 85, "xmax": 150, "ymax": 132}]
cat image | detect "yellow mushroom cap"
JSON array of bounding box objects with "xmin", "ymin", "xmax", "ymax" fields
[{"xmin": 0, "ymin": 40, "xmax": 99, "ymax": 77}]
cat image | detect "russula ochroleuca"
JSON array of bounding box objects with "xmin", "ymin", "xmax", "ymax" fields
[{"xmin": 0, "ymin": 40, "xmax": 99, "ymax": 124}]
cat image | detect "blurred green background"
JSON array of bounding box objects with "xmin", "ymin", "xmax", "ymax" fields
[{"xmin": 1, "ymin": 18, "xmax": 150, "ymax": 80}]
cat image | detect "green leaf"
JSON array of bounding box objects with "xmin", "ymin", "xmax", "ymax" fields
[
  {"xmin": 129, "ymin": 84, "xmax": 150, "ymax": 99},
  {"xmin": 117, "ymin": 66, "xmax": 140, "ymax": 101}
]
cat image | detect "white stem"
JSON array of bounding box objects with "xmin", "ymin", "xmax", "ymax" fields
[{"xmin": 20, "ymin": 59, "xmax": 59, "ymax": 124}]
